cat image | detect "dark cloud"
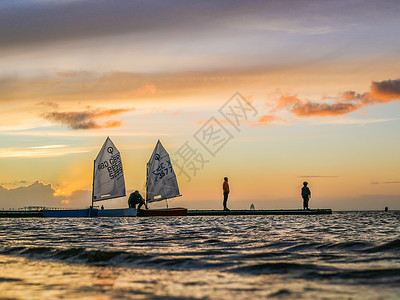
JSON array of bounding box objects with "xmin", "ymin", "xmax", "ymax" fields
[
  {"xmin": 340, "ymin": 91, "xmax": 363, "ymax": 102},
  {"xmin": 371, "ymin": 181, "xmax": 400, "ymax": 185},
  {"xmin": 367, "ymin": 79, "xmax": 400, "ymax": 103},
  {"xmin": 0, "ymin": 1, "xmax": 248, "ymax": 50},
  {"xmin": 298, "ymin": 175, "xmax": 339, "ymax": 178},
  {"xmin": 1, "ymin": 1, "xmax": 398, "ymax": 51},
  {"xmin": 276, "ymin": 95, "xmax": 362, "ymax": 117},
  {"xmin": 0, "ymin": 180, "xmax": 29, "ymax": 186},
  {"xmin": 291, "ymin": 101, "xmax": 362, "ymax": 117},
  {"xmin": 65, "ymin": 190, "xmax": 91, "ymax": 208},
  {"xmin": 0, "ymin": 180, "xmax": 66, "ymax": 209},
  {"xmin": 37, "ymin": 101, "xmax": 59, "ymax": 109},
  {"xmin": 42, "ymin": 108, "xmax": 133, "ymax": 130}
]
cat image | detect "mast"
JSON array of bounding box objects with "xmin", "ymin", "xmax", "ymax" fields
[
  {"xmin": 89, "ymin": 159, "xmax": 95, "ymax": 217},
  {"xmin": 91, "ymin": 159, "xmax": 95, "ymax": 207},
  {"xmin": 145, "ymin": 162, "xmax": 149, "ymax": 207}
]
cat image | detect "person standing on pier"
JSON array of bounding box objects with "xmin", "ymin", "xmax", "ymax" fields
[
  {"xmin": 223, "ymin": 177, "xmax": 230, "ymax": 211},
  {"xmin": 301, "ymin": 182, "xmax": 311, "ymax": 210}
]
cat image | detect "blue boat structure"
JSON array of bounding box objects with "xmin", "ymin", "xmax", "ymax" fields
[{"xmin": 42, "ymin": 207, "xmax": 97, "ymax": 218}]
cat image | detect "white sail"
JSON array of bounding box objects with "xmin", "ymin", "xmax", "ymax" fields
[
  {"xmin": 146, "ymin": 140, "xmax": 180, "ymax": 203},
  {"xmin": 93, "ymin": 137, "xmax": 126, "ymax": 202}
]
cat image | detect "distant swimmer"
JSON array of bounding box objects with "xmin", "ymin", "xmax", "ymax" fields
[
  {"xmin": 301, "ymin": 182, "xmax": 311, "ymax": 210},
  {"xmin": 128, "ymin": 190, "xmax": 148, "ymax": 210},
  {"xmin": 223, "ymin": 177, "xmax": 230, "ymax": 211}
]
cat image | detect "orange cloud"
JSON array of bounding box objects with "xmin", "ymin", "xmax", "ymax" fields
[
  {"xmin": 0, "ymin": 70, "xmax": 240, "ymax": 104},
  {"xmin": 275, "ymin": 95, "xmax": 302, "ymax": 110},
  {"xmin": 291, "ymin": 101, "xmax": 362, "ymax": 117},
  {"xmin": 196, "ymin": 118, "xmax": 229, "ymax": 125},
  {"xmin": 340, "ymin": 91, "xmax": 362, "ymax": 102},
  {"xmin": 42, "ymin": 107, "xmax": 132, "ymax": 130},
  {"xmin": 134, "ymin": 84, "xmax": 157, "ymax": 96},
  {"xmin": 274, "ymin": 78, "xmax": 400, "ymax": 118},
  {"xmin": 253, "ymin": 114, "xmax": 277, "ymax": 126},
  {"xmin": 275, "ymin": 94, "xmax": 362, "ymax": 117}
]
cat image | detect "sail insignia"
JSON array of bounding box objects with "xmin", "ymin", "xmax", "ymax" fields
[
  {"xmin": 146, "ymin": 140, "xmax": 180, "ymax": 203},
  {"xmin": 93, "ymin": 137, "xmax": 126, "ymax": 202}
]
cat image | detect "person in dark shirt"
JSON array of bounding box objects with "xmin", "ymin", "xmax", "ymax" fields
[
  {"xmin": 128, "ymin": 190, "xmax": 148, "ymax": 210},
  {"xmin": 301, "ymin": 182, "xmax": 311, "ymax": 210},
  {"xmin": 223, "ymin": 177, "xmax": 230, "ymax": 211}
]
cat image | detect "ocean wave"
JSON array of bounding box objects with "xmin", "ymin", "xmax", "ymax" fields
[
  {"xmin": 228, "ymin": 262, "xmax": 331, "ymax": 275},
  {"xmin": 0, "ymin": 211, "xmax": 399, "ymax": 285},
  {"xmin": 0, "ymin": 246, "xmax": 149, "ymax": 266},
  {"xmin": 311, "ymin": 268, "xmax": 400, "ymax": 283},
  {"xmin": 316, "ymin": 241, "xmax": 373, "ymax": 251},
  {"xmin": 0, "ymin": 246, "xmax": 219, "ymax": 270},
  {"xmin": 362, "ymin": 239, "xmax": 400, "ymax": 253}
]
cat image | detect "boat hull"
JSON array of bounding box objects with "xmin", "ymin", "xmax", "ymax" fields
[
  {"xmin": 42, "ymin": 208, "xmax": 98, "ymax": 218},
  {"xmin": 138, "ymin": 207, "xmax": 188, "ymax": 217},
  {"xmin": 97, "ymin": 208, "xmax": 137, "ymax": 217}
]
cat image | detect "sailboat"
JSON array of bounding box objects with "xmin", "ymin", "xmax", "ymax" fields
[
  {"xmin": 138, "ymin": 140, "xmax": 187, "ymax": 216},
  {"xmin": 94, "ymin": 137, "xmax": 136, "ymax": 217},
  {"xmin": 42, "ymin": 137, "xmax": 136, "ymax": 217}
]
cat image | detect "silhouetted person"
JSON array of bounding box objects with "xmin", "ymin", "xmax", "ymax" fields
[
  {"xmin": 101, "ymin": 205, "xmax": 104, "ymax": 210},
  {"xmin": 128, "ymin": 190, "xmax": 148, "ymax": 210},
  {"xmin": 301, "ymin": 182, "xmax": 311, "ymax": 210},
  {"xmin": 223, "ymin": 177, "xmax": 230, "ymax": 211},
  {"xmin": 385, "ymin": 206, "xmax": 388, "ymax": 212}
]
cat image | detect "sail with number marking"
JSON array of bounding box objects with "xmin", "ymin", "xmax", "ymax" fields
[
  {"xmin": 146, "ymin": 140, "xmax": 180, "ymax": 203},
  {"xmin": 93, "ymin": 137, "xmax": 126, "ymax": 202}
]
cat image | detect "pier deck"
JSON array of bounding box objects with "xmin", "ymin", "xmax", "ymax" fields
[
  {"xmin": 0, "ymin": 210, "xmax": 43, "ymax": 217},
  {"xmin": 0, "ymin": 208, "xmax": 332, "ymax": 218},
  {"xmin": 187, "ymin": 209, "xmax": 332, "ymax": 216}
]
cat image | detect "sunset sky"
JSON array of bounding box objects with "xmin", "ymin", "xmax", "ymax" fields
[{"xmin": 1, "ymin": 0, "xmax": 399, "ymax": 210}]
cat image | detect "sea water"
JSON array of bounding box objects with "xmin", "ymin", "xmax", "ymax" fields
[{"xmin": 0, "ymin": 211, "xmax": 399, "ymax": 299}]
